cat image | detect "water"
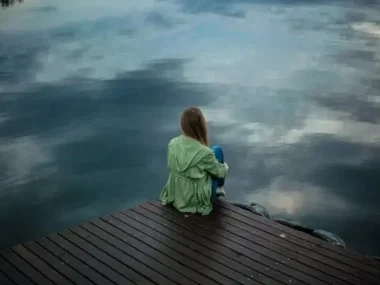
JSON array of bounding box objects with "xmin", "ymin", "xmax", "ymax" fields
[{"xmin": 1, "ymin": 0, "xmax": 380, "ymax": 256}]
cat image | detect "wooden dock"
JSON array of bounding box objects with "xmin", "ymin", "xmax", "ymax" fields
[{"xmin": 1, "ymin": 200, "xmax": 380, "ymax": 285}]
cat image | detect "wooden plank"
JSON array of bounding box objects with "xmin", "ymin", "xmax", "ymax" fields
[
  {"xmin": 109, "ymin": 212, "xmax": 256, "ymax": 285},
  {"xmin": 2, "ymin": 200, "xmax": 380, "ymax": 285},
  {"xmin": 48, "ymin": 232, "xmax": 133, "ymax": 285},
  {"xmin": 0, "ymin": 256, "xmax": 34, "ymax": 285},
  {"xmin": 201, "ymin": 214, "xmax": 368, "ymax": 285},
  {"xmin": 215, "ymin": 206, "xmax": 380, "ymax": 284},
  {"xmin": 12, "ymin": 244, "xmax": 74, "ymax": 285},
  {"xmin": 152, "ymin": 201, "xmax": 380, "ymax": 285},
  {"xmin": 1, "ymin": 248, "xmax": 55, "ymax": 285},
  {"xmin": 124, "ymin": 205, "xmax": 286, "ymax": 285},
  {"xmin": 24, "ymin": 240, "xmax": 94, "ymax": 285},
  {"xmin": 142, "ymin": 202, "xmax": 349, "ymax": 285},
  {"xmin": 188, "ymin": 208, "xmax": 367, "ymax": 285},
  {"xmin": 123, "ymin": 206, "xmax": 303, "ymax": 285},
  {"xmin": 219, "ymin": 201, "xmax": 380, "ymax": 270},
  {"xmin": 57, "ymin": 229, "xmax": 136, "ymax": 285},
  {"xmin": 96, "ymin": 215, "xmax": 226, "ymax": 285},
  {"xmin": 66, "ymin": 226, "xmax": 157, "ymax": 285},
  {"xmin": 80, "ymin": 222, "xmax": 196, "ymax": 285},
  {"xmin": 37, "ymin": 236, "xmax": 112, "ymax": 285},
  {"xmin": 217, "ymin": 203, "xmax": 380, "ymax": 280},
  {"xmin": 0, "ymin": 269, "xmax": 16, "ymax": 285}
]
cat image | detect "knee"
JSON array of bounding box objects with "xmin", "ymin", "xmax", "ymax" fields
[
  {"xmin": 211, "ymin": 145, "xmax": 224, "ymax": 161},
  {"xmin": 211, "ymin": 145, "xmax": 222, "ymax": 152}
]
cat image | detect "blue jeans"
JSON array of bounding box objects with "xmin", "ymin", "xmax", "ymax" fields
[{"xmin": 211, "ymin": 145, "xmax": 225, "ymax": 199}]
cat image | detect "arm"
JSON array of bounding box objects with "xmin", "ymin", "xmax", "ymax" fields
[{"xmin": 200, "ymin": 149, "xmax": 228, "ymax": 178}]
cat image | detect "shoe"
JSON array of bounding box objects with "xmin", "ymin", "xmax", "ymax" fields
[{"xmin": 216, "ymin": 187, "xmax": 226, "ymax": 199}]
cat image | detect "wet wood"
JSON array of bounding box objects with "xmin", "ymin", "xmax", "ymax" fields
[
  {"xmin": 0, "ymin": 268, "xmax": 16, "ymax": 285},
  {"xmin": 1, "ymin": 200, "xmax": 380, "ymax": 285}
]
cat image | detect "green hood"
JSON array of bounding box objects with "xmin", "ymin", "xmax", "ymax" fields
[{"xmin": 170, "ymin": 135, "xmax": 208, "ymax": 172}]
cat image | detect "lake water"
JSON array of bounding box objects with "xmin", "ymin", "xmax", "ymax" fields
[{"xmin": 1, "ymin": 0, "xmax": 380, "ymax": 256}]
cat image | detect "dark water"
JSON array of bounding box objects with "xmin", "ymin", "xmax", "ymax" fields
[{"xmin": 1, "ymin": 0, "xmax": 380, "ymax": 256}]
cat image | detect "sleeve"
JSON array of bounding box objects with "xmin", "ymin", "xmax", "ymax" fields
[{"xmin": 200, "ymin": 149, "xmax": 228, "ymax": 178}]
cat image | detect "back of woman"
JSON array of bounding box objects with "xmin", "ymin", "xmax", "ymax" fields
[{"xmin": 160, "ymin": 107, "xmax": 229, "ymax": 215}]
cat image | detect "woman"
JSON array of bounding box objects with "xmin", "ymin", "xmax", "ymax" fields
[{"xmin": 160, "ymin": 107, "xmax": 229, "ymax": 215}]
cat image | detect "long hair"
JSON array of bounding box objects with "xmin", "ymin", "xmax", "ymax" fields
[{"xmin": 180, "ymin": 107, "xmax": 209, "ymax": 146}]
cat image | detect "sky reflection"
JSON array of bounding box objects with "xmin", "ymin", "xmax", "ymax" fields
[{"xmin": 1, "ymin": 0, "xmax": 380, "ymax": 255}]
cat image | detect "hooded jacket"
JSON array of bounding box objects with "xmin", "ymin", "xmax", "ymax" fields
[{"xmin": 160, "ymin": 135, "xmax": 228, "ymax": 215}]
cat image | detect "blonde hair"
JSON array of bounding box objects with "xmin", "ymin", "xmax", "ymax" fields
[{"xmin": 180, "ymin": 107, "xmax": 209, "ymax": 146}]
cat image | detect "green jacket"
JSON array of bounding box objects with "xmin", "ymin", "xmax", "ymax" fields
[{"xmin": 160, "ymin": 135, "xmax": 228, "ymax": 215}]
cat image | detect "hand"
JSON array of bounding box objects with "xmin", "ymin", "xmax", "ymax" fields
[{"xmin": 223, "ymin": 162, "xmax": 229, "ymax": 171}]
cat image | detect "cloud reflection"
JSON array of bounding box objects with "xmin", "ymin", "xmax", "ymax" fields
[
  {"xmin": 0, "ymin": 57, "xmax": 214, "ymax": 248},
  {"xmin": 1, "ymin": 0, "xmax": 380, "ymax": 255},
  {"xmin": 245, "ymin": 177, "xmax": 352, "ymax": 217}
]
